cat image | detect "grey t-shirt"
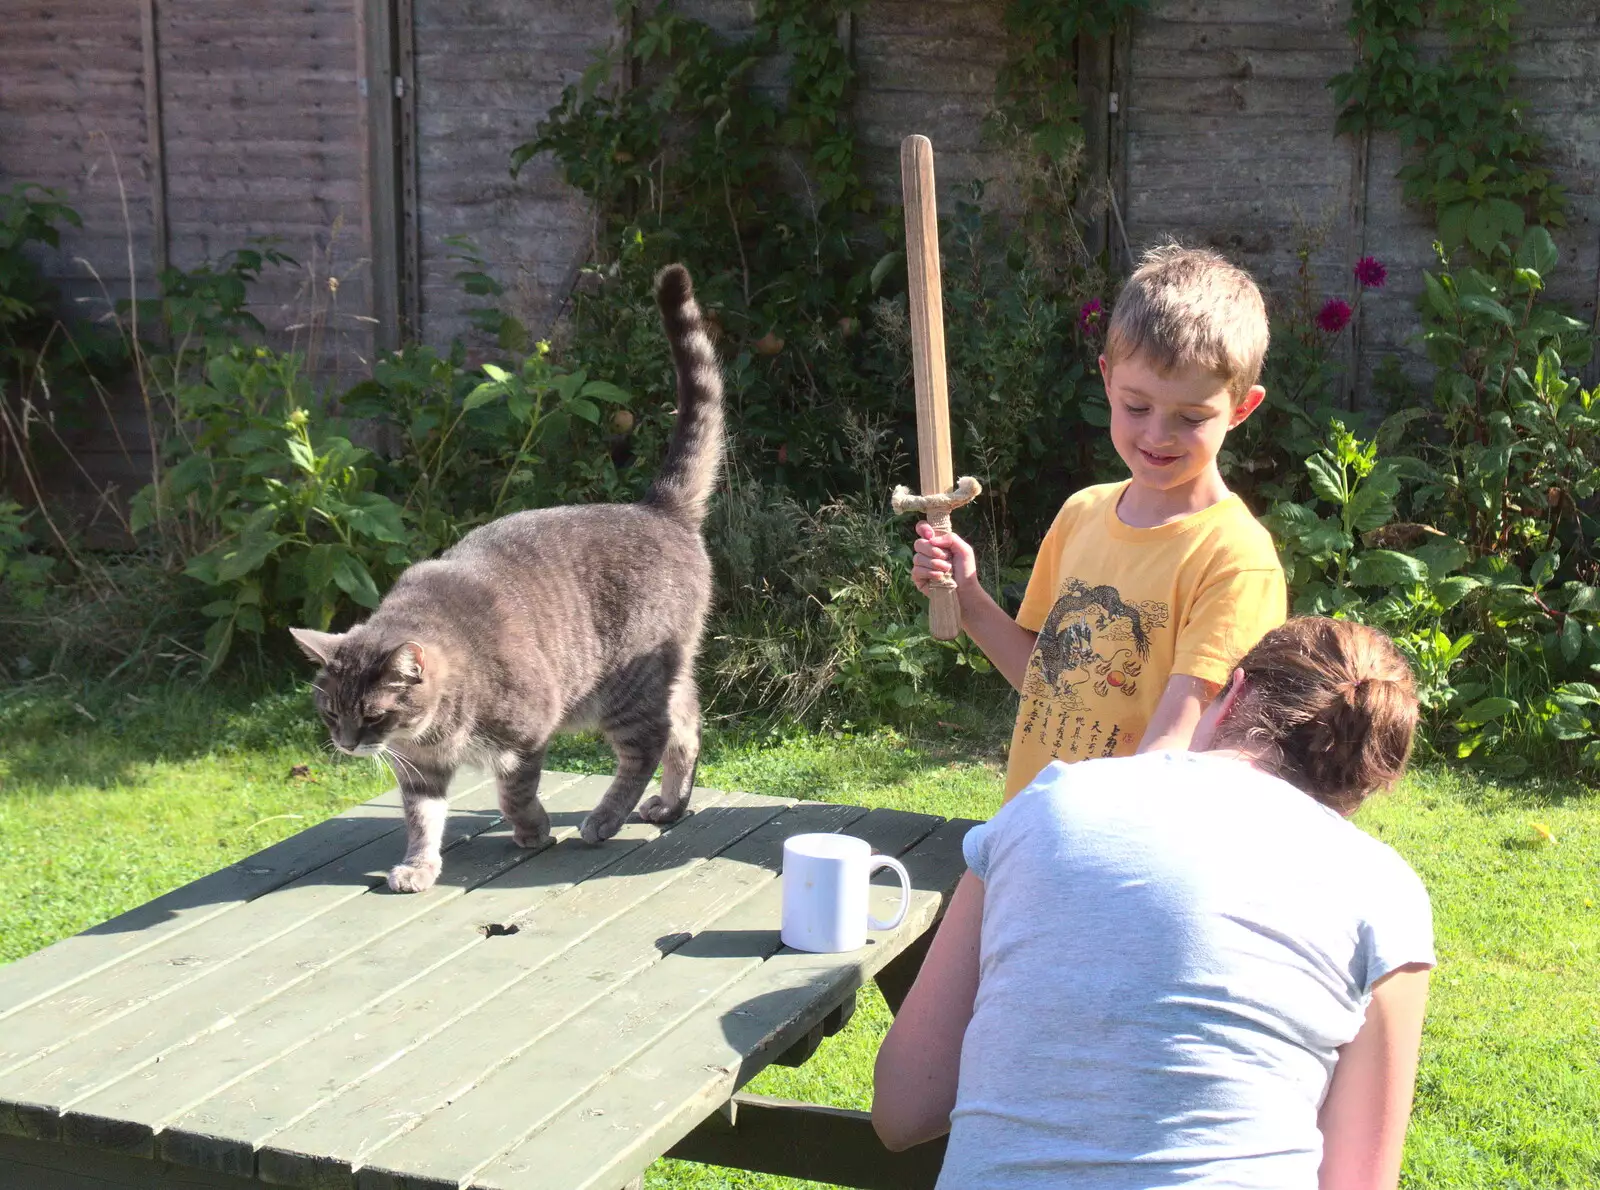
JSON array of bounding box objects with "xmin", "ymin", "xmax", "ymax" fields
[{"xmin": 938, "ymin": 751, "xmax": 1435, "ymax": 1190}]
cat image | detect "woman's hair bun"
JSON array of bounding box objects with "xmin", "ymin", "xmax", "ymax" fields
[{"xmin": 1218, "ymin": 618, "xmax": 1419, "ymax": 813}]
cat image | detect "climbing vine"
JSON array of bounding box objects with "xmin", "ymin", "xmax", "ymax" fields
[
  {"xmin": 993, "ymin": 0, "xmax": 1148, "ymax": 165},
  {"xmin": 1331, "ymin": 0, "xmax": 1564, "ymax": 261},
  {"xmin": 511, "ymin": 0, "xmax": 1128, "ymax": 519},
  {"xmin": 514, "ymin": 0, "xmax": 869, "ymax": 261}
]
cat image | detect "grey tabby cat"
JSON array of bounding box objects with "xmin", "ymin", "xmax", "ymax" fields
[{"xmin": 290, "ymin": 264, "xmax": 723, "ymax": 893}]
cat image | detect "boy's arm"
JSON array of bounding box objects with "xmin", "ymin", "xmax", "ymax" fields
[
  {"xmin": 1137, "ymin": 673, "xmax": 1220, "ymax": 753},
  {"xmin": 913, "ymin": 523, "xmax": 1038, "ymax": 692},
  {"xmin": 1144, "ymin": 560, "xmax": 1287, "ymax": 752},
  {"xmin": 957, "ymin": 585, "xmax": 1038, "ymax": 691}
]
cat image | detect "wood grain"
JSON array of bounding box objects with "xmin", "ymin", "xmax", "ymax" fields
[{"xmin": 901, "ymin": 134, "xmax": 960, "ymax": 642}]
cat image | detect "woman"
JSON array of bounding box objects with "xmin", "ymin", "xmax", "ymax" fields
[{"xmin": 874, "ymin": 618, "xmax": 1433, "ymax": 1190}]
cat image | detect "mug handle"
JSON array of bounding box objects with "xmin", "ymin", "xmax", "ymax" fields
[{"xmin": 867, "ymin": 855, "xmax": 912, "ymax": 931}]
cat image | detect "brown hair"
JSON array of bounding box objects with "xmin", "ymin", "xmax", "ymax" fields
[
  {"xmin": 1105, "ymin": 242, "xmax": 1270, "ymax": 401},
  {"xmin": 1212, "ymin": 618, "xmax": 1419, "ymax": 815}
]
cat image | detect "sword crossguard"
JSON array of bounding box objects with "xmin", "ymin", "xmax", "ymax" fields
[{"xmin": 891, "ymin": 476, "xmax": 983, "ymax": 591}]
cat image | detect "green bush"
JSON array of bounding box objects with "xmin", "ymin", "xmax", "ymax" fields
[
  {"xmin": 0, "ymin": 500, "xmax": 54, "ymax": 613},
  {"xmin": 132, "ymin": 347, "xmax": 410, "ymax": 672},
  {"xmin": 0, "ymin": 185, "xmax": 128, "ymax": 497},
  {"xmin": 1252, "ymin": 227, "xmax": 1600, "ymax": 776},
  {"xmin": 704, "ymin": 418, "xmax": 1007, "ymax": 726},
  {"xmin": 341, "ymin": 339, "xmax": 636, "ymax": 543}
]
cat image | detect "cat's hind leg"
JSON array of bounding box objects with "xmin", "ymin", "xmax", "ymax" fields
[
  {"xmin": 390, "ymin": 751, "xmax": 454, "ymax": 893},
  {"xmin": 581, "ymin": 714, "xmax": 669, "ymax": 846},
  {"xmin": 637, "ymin": 675, "xmax": 699, "ymax": 826},
  {"xmin": 496, "ymin": 746, "xmax": 552, "ymax": 849}
]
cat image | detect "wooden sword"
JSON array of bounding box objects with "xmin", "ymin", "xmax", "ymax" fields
[{"xmin": 891, "ymin": 133, "xmax": 982, "ymax": 641}]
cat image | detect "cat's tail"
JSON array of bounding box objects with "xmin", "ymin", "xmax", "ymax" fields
[{"xmin": 643, "ymin": 264, "xmax": 725, "ymax": 529}]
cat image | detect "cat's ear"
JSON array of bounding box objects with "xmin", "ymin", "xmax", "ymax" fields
[
  {"xmin": 290, "ymin": 628, "xmax": 344, "ymax": 666},
  {"xmin": 384, "ymin": 641, "xmax": 426, "ymax": 685}
]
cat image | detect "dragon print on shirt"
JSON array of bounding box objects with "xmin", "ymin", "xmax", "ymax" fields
[{"xmin": 1018, "ymin": 579, "xmax": 1171, "ymax": 759}]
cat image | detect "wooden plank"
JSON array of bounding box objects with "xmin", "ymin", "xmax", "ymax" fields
[
  {"xmin": 55, "ymin": 781, "xmax": 734, "ymax": 1159},
  {"xmin": 667, "ymin": 1093, "xmax": 946, "ymax": 1190},
  {"xmin": 156, "ymin": 791, "xmax": 795, "ymax": 1178},
  {"xmin": 852, "ymin": 91, "xmax": 991, "ymax": 152},
  {"xmin": 853, "ymin": 0, "xmax": 1003, "ymax": 38},
  {"xmin": 1136, "ymin": 45, "xmax": 1350, "ymax": 82},
  {"xmin": 1077, "ymin": 31, "xmax": 1113, "ymax": 259},
  {"xmin": 354, "ymin": 806, "xmax": 940, "ymax": 1190},
  {"xmin": 1137, "ymin": 20, "xmax": 1349, "ymax": 53},
  {"xmin": 0, "ymin": 76, "xmax": 147, "ymax": 102},
  {"xmin": 411, "ymin": 0, "xmax": 626, "ymax": 36},
  {"xmin": 412, "ymin": 47, "xmax": 611, "ymax": 86},
  {"xmin": 0, "ymin": 772, "xmax": 491, "ymax": 1025},
  {"xmin": 470, "ymin": 816, "xmax": 973, "ymax": 1190},
  {"xmin": 1141, "ymin": 0, "xmax": 1344, "ymax": 27},
  {"xmin": 397, "ymin": 0, "xmax": 421, "ymax": 341},
  {"xmin": 1109, "ymin": 7, "xmax": 1134, "ymax": 274},
  {"xmin": 0, "ymin": 1131, "xmax": 260, "ymax": 1190},
  {"xmin": 261, "ymin": 799, "xmax": 865, "ymax": 1189},
  {"xmin": 0, "ymin": 769, "xmax": 512, "ymax": 1097},
  {"xmin": 15, "ymin": 775, "xmax": 610, "ymax": 1142},
  {"xmin": 157, "ymin": 73, "xmax": 357, "ymax": 102},
  {"xmin": 360, "ymin": 0, "xmax": 402, "ymax": 354}
]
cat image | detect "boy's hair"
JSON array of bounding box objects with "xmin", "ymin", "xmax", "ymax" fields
[{"xmin": 1105, "ymin": 242, "xmax": 1269, "ymax": 401}]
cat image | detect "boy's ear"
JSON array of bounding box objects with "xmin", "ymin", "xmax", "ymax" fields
[
  {"xmin": 1229, "ymin": 385, "xmax": 1266, "ymax": 428},
  {"xmin": 1097, "ymin": 353, "xmax": 1111, "ymax": 384}
]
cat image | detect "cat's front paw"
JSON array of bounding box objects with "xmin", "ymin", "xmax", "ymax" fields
[
  {"xmin": 579, "ymin": 808, "xmax": 624, "ymax": 846},
  {"xmin": 636, "ymin": 794, "xmax": 687, "ymax": 826},
  {"xmin": 388, "ymin": 860, "xmax": 441, "ymax": 893},
  {"xmin": 510, "ymin": 822, "xmax": 549, "ymax": 850}
]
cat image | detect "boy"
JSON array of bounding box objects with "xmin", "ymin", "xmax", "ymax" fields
[{"xmin": 913, "ymin": 244, "xmax": 1287, "ymax": 800}]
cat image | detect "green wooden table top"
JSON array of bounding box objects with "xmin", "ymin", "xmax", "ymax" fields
[{"xmin": 0, "ymin": 770, "xmax": 972, "ymax": 1190}]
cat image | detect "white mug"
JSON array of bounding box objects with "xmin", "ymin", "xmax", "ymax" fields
[{"xmin": 780, "ymin": 833, "xmax": 912, "ymax": 953}]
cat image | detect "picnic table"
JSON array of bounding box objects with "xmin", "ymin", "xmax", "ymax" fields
[{"xmin": 0, "ymin": 769, "xmax": 972, "ymax": 1190}]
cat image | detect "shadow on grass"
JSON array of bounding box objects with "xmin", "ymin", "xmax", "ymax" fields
[
  {"xmin": 0, "ymin": 676, "xmax": 330, "ymax": 796},
  {"xmin": 1, "ymin": 666, "xmax": 1013, "ymax": 807},
  {"xmin": 1421, "ymin": 762, "xmax": 1599, "ymax": 814}
]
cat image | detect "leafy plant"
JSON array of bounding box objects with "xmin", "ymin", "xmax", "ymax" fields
[
  {"xmin": 1332, "ymin": 0, "xmax": 1563, "ymax": 260},
  {"xmin": 0, "ymin": 499, "xmax": 54, "ymax": 612},
  {"xmin": 0, "ymin": 185, "xmax": 128, "ymax": 491},
  {"xmin": 1415, "ymin": 227, "xmax": 1596, "ymax": 559},
  {"xmin": 133, "ymin": 348, "xmax": 409, "ymax": 672},
  {"xmin": 342, "ymin": 339, "xmax": 636, "ymax": 542}
]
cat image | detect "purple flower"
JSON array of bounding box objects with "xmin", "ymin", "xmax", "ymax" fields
[
  {"xmin": 1353, "ymin": 255, "xmax": 1388, "ymax": 289},
  {"xmin": 1316, "ymin": 298, "xmax": 1353, "ymax": 335},
  {"xmin": 1078, "ymin": 298, "xmax": 1104, "ymax": 336}
]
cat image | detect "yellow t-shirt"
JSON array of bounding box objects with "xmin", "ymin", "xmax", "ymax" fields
[{"xmin": 1004, "ymin": 481, "xmax": 1287, "ymax": 799}]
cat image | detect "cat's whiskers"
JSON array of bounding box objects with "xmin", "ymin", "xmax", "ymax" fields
[
  {"xmin": 371, "ymin": 752, "xmax": 398, "ymax": 789},
  {"xmin": 382, "ymin": 745, "xmax": 423, "ymax": 787}
]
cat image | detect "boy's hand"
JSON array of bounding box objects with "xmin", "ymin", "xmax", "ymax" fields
[{"xmin": 912, "ymin": 522, "xmax": 977, "ymax": 596}]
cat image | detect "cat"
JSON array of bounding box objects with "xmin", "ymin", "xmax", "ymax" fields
[{"xmin": 290, "ymin": 263, "xmax": 723, "ymax": 893}]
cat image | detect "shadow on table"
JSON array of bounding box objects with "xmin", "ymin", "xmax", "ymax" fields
[{"xmin": 75, "ymin": 800, "xmax": 786, "ymax": 936}]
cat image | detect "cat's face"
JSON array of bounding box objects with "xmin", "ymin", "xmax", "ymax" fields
[{"xmin": 291, "ymin": 629, "xmax": 432, "ymax": 756}]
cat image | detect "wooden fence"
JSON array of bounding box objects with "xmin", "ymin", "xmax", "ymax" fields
[{"xmin": 3, "ymin": 0, "xmax": 1598, "ymax": 497}]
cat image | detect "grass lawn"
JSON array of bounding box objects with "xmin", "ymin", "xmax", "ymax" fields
[{"xmin": 1, "ymin": 678, "xmax": 1596, "ymax": 1189}]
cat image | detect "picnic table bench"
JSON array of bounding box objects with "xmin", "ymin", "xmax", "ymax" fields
[{"xmin": 0, "ymin": 769, "xmax": 972, "ymax": 1190}]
